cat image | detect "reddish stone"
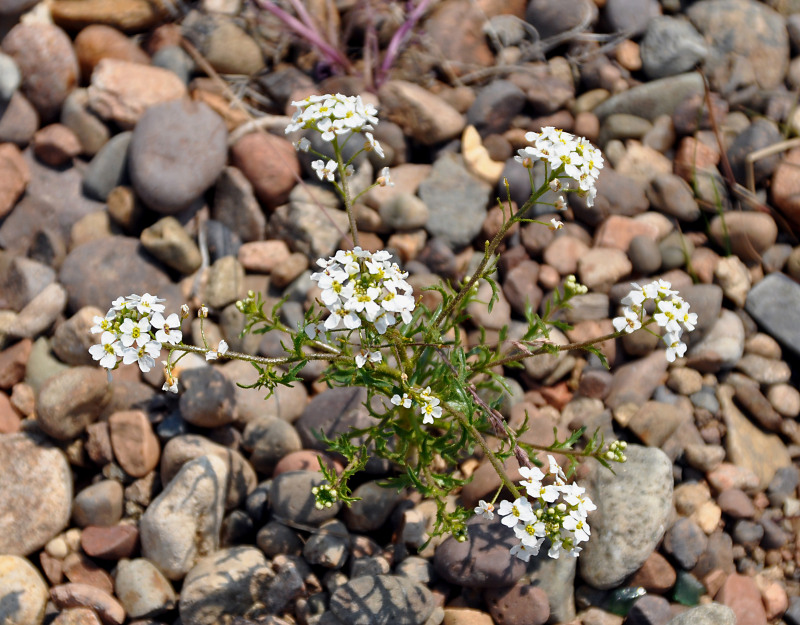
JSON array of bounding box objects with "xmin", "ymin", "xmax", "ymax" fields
[
  {"xmin": 0, "ymin": 143, "xmax": 29, "ymax": 219},
  {"xmin": 0, "ymin": 392, "xmax": 22, "ymax": 433},
  {"xmin": 80, "ymin": 524, "xmax": 138, "ymax": 560},
  {"xmin": 73, "ymin": 24, "xmax": 150, "ymax": 82},
  {"xmin": 272, "ymin": 450, "xmax": 341, "ymax": 477},
  {"xmin": 230, "ymin": 132, "xmax": 300, "ymax": 209},
  {"xmin": 674, "ymin": 136, "xmax": 720, "ymax": 182},
  {"xmin": 716, "ymin": 573, "xmax": 768, "ymax": 625},
  {"xmin": 627, "ymin": 551, "xmax": 677, "ymax": 593},
  {"xmin": 108, "ymin": 410, "xmax": 159, "ymax": 477},
  {"xmin": 62, "ymin": 552, "xmax": 114, "ymax": 595},
  {"xmin": 40, "ymin": 550, "xmax": 64, "ymax": 585},
  {"xmin": 50, "ymin": 583, "xmax": 125, "ymax": 625},
  {"xmin": 33, "ymin": 124, "xmax": 82, "ymax": 166}
]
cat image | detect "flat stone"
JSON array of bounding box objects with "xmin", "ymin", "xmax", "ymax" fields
[
  {"xmin": 379, "ymin": 80, "xmax": 465, "ymax": 145},
  {"xmin": 746, "ymin": 272, "xmax": 800, "ymax": 359},
  {"xmin": 270, "ymin": 470, "xmax": 341, "ymax": 526},
  {"xmin": 594, "ymin": 73, "xmax": 704, "ymax": 121}
]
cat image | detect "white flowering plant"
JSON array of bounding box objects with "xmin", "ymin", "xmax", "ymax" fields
[{"xmin": 89, "ymin": 95, "xmax": 696, "ymax": 561}]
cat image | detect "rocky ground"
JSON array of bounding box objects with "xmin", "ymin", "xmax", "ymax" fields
[{"xmin": 1, "ymin": 0, "xmax": 800, "ymax": 624}]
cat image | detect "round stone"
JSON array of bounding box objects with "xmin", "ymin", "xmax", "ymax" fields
[
  {"xmin": 128, "ymin": 99, "xmax": 227, "ymax": 214},
  {"xmin": 0, "ymin": 555, "xmax": 48, "ymax": 625}
]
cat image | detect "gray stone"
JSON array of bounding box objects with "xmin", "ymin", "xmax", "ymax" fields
[
  {"xmin": 242, "ymin": 416, "xmax": 302, "ymax": 474},
  {"xmin": 140, "ymin": 216, "xmax": 202, "ymax": 275},
  {"xmin": 330, "ymin": 574, "xmax": 435, "ymax": 625},
  {"xmin": 270, "ymin": 470, "xmax": 341, "ymax": 525},
  {"xmin": 379, "ymin": 193, "xmax": 429, "ymax": 230},
  {"xmin": 179, "ymin": 366, "xmax": 237, "ymax": 428},
  {"xmin": 526, "ymin": 549, "xmax": 577, "ymax": 623},
  {"xmin": 256, "ymin": 521, "xmax": 304, "ymax": 558},
  {"xmin": 745, "ymin": 272, "xmax": 800, "ymax": 359},
  {"xmin": 269, "ymin": 192, "xmax": 349, "ymax": 262},
  {"xmin": 52, "ymin": 306, "xmax": 103, "ymax": 366},
  {"xmin": 525, "ymin": 0, "xmax": 598, "ymax": 40},
  {"xmin": 604, "ymin": 0, "xmax": 661, "ymax": 35},
  {"xmin": 0, "ymin": 92, "xmax": 38, "ymax": 146},
  {"xmin": 0, "ymin": 433, "xmax": 72, "ymax": 555},
  {"xmin": 212, "ymin": 166, "xmax": 266, "ymax": 243},
  {"xmin": 594, "ymin": 73, "xmax": 704, "ymax": 121},
  {"xmin": 663, "ymin": 517, "xmax": 708, "ymax": 569},
  {"xmin": 687, "ymin": 0, "xmax": 789, "ymax": 91},
  {"xmin": 37, "ymin": 366, "xmax": 112, "ymax": 440},
  {"xmin": 60, "ymin": 88, "xmax": 111, "ymax": 156},
  {"xmin": 686, "ymin": 309, "xmax": 744, "ymax": 372},
  {"xmin": 418, "ymin": 153, "xmax": 491, "ymax": 248},
  {"xmin": 0, "ymin": 52, "xmax": 21, "ymax": 102},
  {"xmin": 129, "ymin": 99, "xmax": 228, "ymax": 214},
  {"xmin": 434, "ymin": 515, "xmax": 527, "ymax": 588},
  {"xmin": 466, "ymin": 79, "xmax": 526, "ymax": 136},
  {"xmin": 664, "ymin": 603, "xmax": 735, "ymax": 625},
  {"xmin": 140, "ymin": 454, "xmax": 228, "ymax": 580},
  {"xmin": 641, "ymin": 16, "xmax": 708, "ymax": 79},
  {"xmin": 343, "ymin": 480, "xmax": 404, "ymax": 532},
  {"xmin": 72, "ymin": 479, "xmax": 123, "ymax": 528},
  {"xmin": 579, "ymin": 445, "xmax": 673, "ymax": 589},
  {"xmin": 8, "ymin": 282, "xmax": 67, "ymax": 339},
  {"xmin": 179, "ymin": 546, "xmax": 270, "ymax": 625},
  {"xmin": 606, "ymin": 350, "xmax": 669, "ymax": 409},
  {"xmin": 647, "ymin": 174, "xmax": 701, "ymax": 221},
  {"xmin": 304, "ymin": 519, "xmax": 350, "ymax": 568},
  {"xmin": 82, "ymin": 131, "xmax": 131, "ymax": 201}
]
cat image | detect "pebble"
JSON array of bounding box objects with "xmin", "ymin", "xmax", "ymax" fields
[
  {"xmin": 503, "ymin": 259, "xmax": 543, "ymax": 314},
  {"xmin": 605, "ymin": 350, "xmax": 669, "ymax": 409},
  {"xmin": 590, "ymin": 169, "xmax": 650, "ymax": 222},
  {"xmin": 663, "ymin": 517, "xmax": 708, "ymax": 569},
  {"xmin": 60, "ymin": 89, "xmax": 111, "ymax": 156},
  {"xmin": 525, "ymin": 0, "xmax": 597, "ymax": 40},
  {"xmin": 0, "ymin": 91, "xmax": 39, "ymax": 146},
  {"xmin": 178, "ymin": 366, "xmax": 237, "ymax": 428},
  {"xmin": 140, "ymin": 454, "xmax": 228, "ymax": 580},
  {"xmin": 62, "ymin": 552, "xmax": 113, "ymax": 593},
  {"xmin": 304, "ymin": 519, "xmax": 349, "ymax": 568},
  {"xmin": 49, "ymin": 583, "xmax": 126, "ymax": 625},
  {"xmin": 72, "ymin": 480, "xmax": 123, "ymax": 527},
  {"xmin": 80, "ymin": 524, "xmax": 138, "ymax": 559},
  {"xmin": 204, "ymin": 255, "xmax": 246, "ymax": 309},
  {"xmin": 50, "ymin": 0, "xmax": 163, "ymax": 32},
  {"xmin": 179, "ymin": 546, "xmax": 271, "ymax": 625},
  {"xmin": 686, "ymin": 309, "xmax": 744, "ymax": 372},
  {"xmin": 270, "ymin": 470, "xmax": 341, "ymax": 525},
  {"xmin": 466, "ymin": 80, "xmax": 526, "ymax": 136},
  {"xmin": 640, "ymin": 16, "xmax": 708, "ymax": 79},
  {"xmin": 767, "ymin": 383, "xmax": 800, "ymax": 417},
  {"xmin": 114, "ymin": 558, "xmax": 176, "ymax": 618},
  {"xmin": 719, "ymin": 384, "xmax": 791, "ymax": 489},
  {"xmin": 270, "ymin": 190, "xmax": 348, "ymax": 261},
  {"xmin": 233, "ymin": 131, "xmax": 301, "ymax": 210},
  {"xmin": 714, "ymin": 255, "xmax": 751, "ymax": 307},
  {"xmin": 0, "ymin": 554, "xmax": 48, "ymax": 625},
  {"xmin": 183, "ymin": 13, "xmax": 265, "ymax": 76},
  {"xmin": 708, "ymin": 212, "xmax": 777, "ymax": 262},
  {"xmin": 256, "ymin": 520, "xmax": 304, "ymax": 558},
  {"xmin": 716, "ymin": 573, "xmax": 768, "ymax": 625},
  {"xmin": 32, "ymin": 123, "xmax": 82, "ymax": 166},
  {"xmin": 212, "ymin": 166, "xmax": 266, "ymax": 243},
  {"xmin": 37, "ymin": 366, "xmax": 112, "ymax": 440},
  {"xmin": 108, "ymin": 410, "xmax": 159, "ymax": 477},
  {"xmin": 8, "ymin": 282, "xmax": 67, "ymax": 340},
  {"xmin": 379, "ymin": 80, "xmax": 465, "ymax": 145},
  {"xmin": 82, "ymin": 131, "xmax": 132, "ymax": 202},
  {"xmin": 735, "ymin": 354, "xmax": 791, "ymax": 385},
  {"xmin": 433, "ymin": 515, "xmax": 527, "ymax": 588},
  {"xmin": 379, "ymin": 193, "xmax": 430, "ymax": 231},
  {"xmin": 242, "ymin": 415, "xmax": 302, "ymax": 473},
  {"xmin": 594, "ymin": 73, "xmax": 704, "ymax": 121},
  {"xmin": 139, "ymin": 216, "xmax": 202, "ymax": 275},
  {"xmin": 687, "ymin": 0, "xmax": 789, "ymax": 90},
  {"xmin": 577, "ymin": 247, "xmax": 632, "ymax": 292},
  {"xmin": 160, "ymin": 434, "xmax": 256, "ymax": 510},
  {"xmin": 418, "ymin": 153, "xmax": 490, "ymax": 248},
  {"xmin": 746, "ymin": 272, "xmax": 800, "ymax": 359},
  {"xmin": 625, "ymin": 595, "xmax": 672, "ymax": 625},
  {"xmin": 665, "ymin": 604, "xmax": 735, "ymax": 625},
  {"xmin": 684, "ymin": 443, "xmax": 726, "ymax": 473},
  {"xmin": 484, "ymin": 582, "xmax": 549, "ymax": 625},
  {"xmin": 727, "ymin": 118, "xmax": 782, "ymax": 187},
  {"xmin": 424, "ymin": 0, "xmax": 495, "ymax": 74},
  {"xmin": 0, "ymin": 52, "xmax": 20, "ymax": 102},
  {"xmin": 73, "ymin": 24, "xmax": 150, "ymax": 81},
  {"xmin": 342, "ymin": 480, "xmax": 404, "ymax": 532},
  {"xmin": 579, "ymin": 445, "xmax": 673, "ymax": 589},
  {"xmin": 1, "ymin": 23, "xmax": 78, "ymax": 122},
  {"xmin": 0, "ymin": 142, "xmax": 29, "ymax": 220},
  {"xmin": 467, "ymin": 281, "xmax": 511, "ymax": 329},
  {"xmin": 330, "ymin": 574, "xmax": 435, "ymax": 625},
  {"xmin": 128, "ymin": 98, "xmax": 228, "ymax": 209},
  {"xmin": 51, "ymin": 607, "xmax": 103, "ymax": 625}
]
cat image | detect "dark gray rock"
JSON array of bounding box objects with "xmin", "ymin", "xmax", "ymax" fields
[
  {"xmin": 466, "ymin": 80, "xmax": 526, "ymax": 136},
  {"xmin": 270, "ymin": 470, "xmax": 341, "ymax": 526},
  {"xmin": 594, "ymin": 73, "xmax": 704, "ymax": 121},
  {"xmin": 745, "ymin": 272, "xmax": 800, "ymax": 359},
  {"xmin": 82, "ymin": 131, "xmax": 131, "ymax": 201},
  {"xmin": 641, "ymin": 16, "xmax": 708, "ymax": 79}
]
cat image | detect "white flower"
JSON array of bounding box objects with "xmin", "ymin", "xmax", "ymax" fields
[
  {"xmin": 135, "ymin": 293, "xmax": 165, "ymax": 315},
  {"xmin": 621, "ymin": 282, "xmax": 657, "ymax": 307},
  {"xmin": 206, "ymin": 340, "xmax": 229, "ymax": 361},
  {"xmin": 554, "ymin": 196, "xmax": 567, "ymax": 211},
  {"xmin": 653, "ymin": 300, "xmax": 681, "ymax": 334},
  {"xmin": 296, "ymin": 137, "xmax": 311, "ymax": 152},
  {"xmin": 162, "ymin": 377, "xmax": 179, "ymax": 393},
  {"xmin": 510, "ymin": 540, "xmax": 539, "ymax": 562},
  {"xmin": 498, "ymin": 497, "xmax": 534, "ymax": 528},
  {"xmin": 549, "ymin": 218, "xmax": 563, "ymax": 230},
  {"xmin": 420, "ymin": 394, "xmax": 442, "ymax": 425},
  {"xmin": 122, "ymin": 340, "xmax": 161, "ymax": 373},
  {"xmin": 89, "ymin": 332, "xmax": 122, "ymax": 369},
  {"xmin": 519, "ymin": 465, "xmax": 545, "ymax": 495},
  {"xmin": 562, "ymin": 483, "xmax": 596, "ymax": 516},
  {"xmin": 198, "ymin": 306, "xmax": 209, "ymax": 318},
  {"xmin": 118, "ymin": 317, "xmax": 151, "ymax": 348},
  {"xmin": 355, "ymin": 349, "xmax": 382, "ymax": 368},
  {"xmin": 513, "ymin": 519, "xmax": 546, "ymax": 547},
  {"xmin": 312, "ymin": 159, "xmax": 337, "ymax": 182},
  {"xmin": 151, "ymin": 312, "xmax": 182, "ymax": 345},
  {"xmin": 364, "ymin": 132, "xmax": 384, "ymax": 158},
  {"xmin": 474, "ymin": 500, "xmax": 495, "ymax": 520},
  {"xmin": 377, "ymin": 167, "xmax": 393, "ymax": 187},
  {"xmin": 391, "ymin": 393, "xmax": 412, "ymax": 408},
  {"xmin": 663, "ymin": 332, "xmax": 687, "ymax": 363},
  {"xmin": 612, "ymin": 307, "xmax": 642, "ymax": 334},
  {"xmin": 562, "ymin": 511, "xmax": 591, "ymax": 544}
]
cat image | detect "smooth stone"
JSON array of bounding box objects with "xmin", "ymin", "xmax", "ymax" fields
[
  {"xmin": 108, "ymin": 410, "xmax": 160, "ymax": 478},
  {"xmin": 304, "ymin": 519, "xmax": 349, "ymax": 569},
  {"xmin": 270, "ymin": 470, "xmax": 342, "ymax": 525},
  {"xmin": 466, "ymin": 79, "xmax": 526, "ymax": 136},
  {"xmin": 579, "ymin": 445, "xmax": 673, "ymax": 589},
  {"xmin": 719, "ymin": 384, "xmax": 791, "ymax": 490},
  {"xmin": 330, "ymin": 574, "xmax": 435, "ymax": 625},
  {"xmin": 179, "ymin": 546, "xmax": 270, "ymax": 625},
  {"xmin": 664, "ymin": 603, "xmax": 735, "ymax": 625},
  {"xmin": 1, "ymin": 23, "xmax": 78, "ymax": 122},
  {"xmin": 241, "ymin": 416, "xmax": 301, "ymax": 474},
  {"xmin": 51, "ymin": 306, "xmax": 97, "ymax": 366},
  {"xmin": 378, "ymin": 80, "xmax": 465, "ymax": 145},
  {"xmin": 0, "ymin": 555, "xmax": 48, "ymax": 625},
  {"xmin": 139, "ymin": 216, "xmax": 202, "ymax": 275},
  {"xmin": 526, "ymin": 553, "xmax": 577, "ymax": 623},
  {"xmin": 606, "ymin": 350, "xmax": 670, "ymax": 409},
  {"xmin": 342, "ymin": 480, "xmax": 404, "ymax": 532},
  {"xmin": 37, "ymin": 366, "xmax": 112, "ymax": 440},
  {"xmin": 640, "ymin": 16, "xmax": 708, "ymax": 79},
  {"xmin": 60, "ymin": 88, "xmax": 111, "ymax": 156},
  {"xmin": 82, "ymin": 131, "xmax": 131, "ymax": 202},
  {"xmin": 686, "ymin": 309, "xmax": 744, "ymax": 372},
  {"xmin": 418, "ymin": 153, "xmax": 491, "ymax": 249},
  {"xmin": 0, "ymin": 92, "xmax": 39, "ymax": 146},
  {"xmin": 647, "ymin": 173, "xmax": 700, "ymax": 221},
  {"xmin": 434, "ymin": 515, "xmax": 527, "ymax": 588},
  {"xmin": 72, "ymin": 480, "xmax": 123, "ymax": 527},
  {"xmin": 140, "ymin": 454, "xmax": 228, "ymax": 580},
  {"xmin": 709, "ymin": 212, "xmax": 777, "ymax": 262},
  {"xmin": 212, "ymin": 166, "xmax": 266, "ymax": 243},
  {"xmin": 49, "ymin": 583, "xmax": 125, "ymax": 625},
  {"xmin": 0, "ymin": 142, "xmax": 29, "ymax": 220},
  {"xmin": 114, "ymin": 558, "xmax": 176, "ymax": 618},
  {"xmin": 269, "ymin": 192, "xmax": 349, "ymax": 261},
  {"xmin": 594, "ymin": 73, "xmax": 704, "ymax": 121},
  {"xmin": 129, "ymin": 99, "xmax": 227, "ymax": 214},
  {"xmin": 745, "ymin": 272, "xmax": 800, "ymax": 359},
  {"xmin": 230, "ymin": 131, "xmax": 299, "ymax": 209}
]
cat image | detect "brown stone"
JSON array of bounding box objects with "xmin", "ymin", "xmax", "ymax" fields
[
  {"xmin": 52, "ymin": 607, "xmax": 104, "ymax": 625},
  {"xmin": 0, "ymin": 143, "xmax": 29, "ymax": 219},
  {"xmin": 627, "ymin": 551, "xmax": 676, "ymax": 592},
  {"xmin": 51, "ymin": 0, "xmax": 164, "ymax": 32},
  {"xmin": 80, "ymin": 524, "xmax": 139, "ymax": 560},
  {"xmin": 0, "ymin": 392, "xmax": 22, "ymax": 433},
  {"xmin": 108, "ymin": 410, "xmax": 160, "ymax": 478},
  {"xmin": 594, "ymin": 214, "xmax": 659, "ymax": 251},
  {"xmin": 230, "ymin": 132, "xmax": 300, "ymax": 209},
  {"xmin": 484, "ymin": 583, "xmax": 549, "ymax": 625},
  {"xmin": 0, "ymin": 338, "xmax": 32, "ymax": 389},
  {"xmin": 73, "ymin": 24, "xmax": 150, "ymax": 82},
  {"xmin": 674, "ymin": 136, "xmax": 720, "ymax": 181},
  {"xmin": 715, "ymin": 573, "xmax": 767, "ymax": 625},
  {"xmin": 33, "ymin": 124, "xmax": 83, "ymax": 166},
  {"xmin": 237, "ymin": 240, "xmax": 292, "ymax": 273},
  {"xmin": 62, "ymin": 552, "xmax": 114, "ymax": 595},
  {"xmin": 50, "ymin": 583, "xmax": 125, "ymax": 625}
]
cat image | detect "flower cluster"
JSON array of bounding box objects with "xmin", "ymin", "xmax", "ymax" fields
[
  {"xmin": 89, "ymin": 294, "xmax": 179, "ymax": 375},
  {"xmin": 391, "ymin": 386, "xmax": 442, "ymax": 425},
  {"xmin": 612, "ymin": 279, "xmax": 697, "ymax": 362},
  {"xmin": 286, "ymin": 93, "xmax": 380, "ymax": 142},
  {"xmin": 308, "ymin": 247, "xmax": 415, "ymax": 339},
  {"xmin": 311, "ymin": 483, "xmax": 338, "ymax": 510},
  {"xmin": 475, "ymin": 455, "xmax": 596, "ymax": 561},
  {"xmin": 515, "ymin": 127, "xmax": 604, "ymax": 207}
]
